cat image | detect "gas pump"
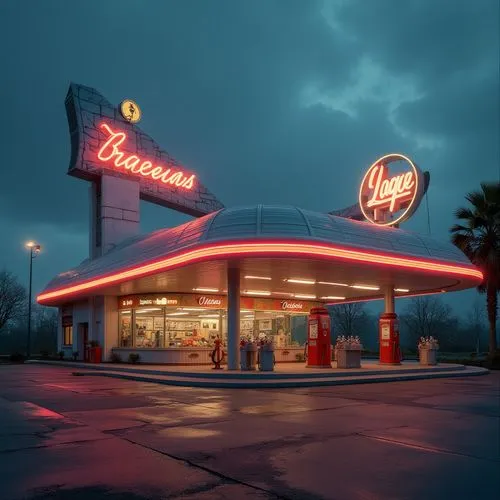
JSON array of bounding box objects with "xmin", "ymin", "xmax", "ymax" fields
[
  {"xmin": 306, "ymin": 307, "xmax": 332, "ymax": 368},
  {"xmin": 379, "ymin": 312, "xmax": 401, "ymax": 364}
]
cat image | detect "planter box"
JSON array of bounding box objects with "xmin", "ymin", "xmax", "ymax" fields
[
  {"xmin": 336, "ymin": 349, "xmax": 361, "ymax": 369},
  {"xmin": 259, "ymin": 348, "xmax": 275, "ymax": 372},
  {"xmin": 419, "ymin": 348, "xmax": 438, "ymax": 366},
  {"xmin": 240, "ymin": 345, "xmax": 258, "ymax": 371}
]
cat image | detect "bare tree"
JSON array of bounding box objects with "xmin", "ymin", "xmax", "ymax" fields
[
  {"xmin": 330, "ymin": 303, "xmax": 366, "ymax": 337},
  {"xmin": 402, "ymin": 296, "xmax": 452, "ymax": 343},
  {"xmin": 0, "ymin": 270, "xmax": 26, "ymax": 331}
]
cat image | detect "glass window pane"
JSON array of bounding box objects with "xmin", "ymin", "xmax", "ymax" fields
[
  {"xmin": 119, "ymin": 310, "xmax": 132, "ymax": 347},
  {"xmin": 135, "ymin": 308, "xmax": 164, "ymax": 348}
]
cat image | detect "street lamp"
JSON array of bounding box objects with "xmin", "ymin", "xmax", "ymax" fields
[{"xmin": 25, "ymin": 241, "xmax": 41, "ymax": 358}]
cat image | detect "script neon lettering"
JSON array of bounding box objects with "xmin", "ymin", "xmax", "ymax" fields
[
  {"xmin": 367, "ymin": 164, "xmax": 415, "ymax": 212},
  {"xmin": 97, "ymin": 123, "xmax": 195, "ymax": 190}
]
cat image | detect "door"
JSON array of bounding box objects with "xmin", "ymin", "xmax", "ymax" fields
[{"xmin": 79, "ymin": 323, "xmax": 89, "ymax": 361}]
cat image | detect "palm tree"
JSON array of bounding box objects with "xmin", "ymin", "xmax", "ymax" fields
[{"xmin": 450, "ymin": 182, "xmax": 500, "ymax": 357}]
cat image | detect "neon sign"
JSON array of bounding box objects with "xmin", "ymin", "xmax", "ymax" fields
[
  {"xmin": 97, "ymin": 123, "xmax": 195, "ymax": 190},
  {"xmin": 281, "ymin": 301, "xmax": 304, "ymax": 311},
  {"xmin": 198, "ymin": 296, "xmax": 222, "ymax": 307},
  {"xmin": 359, "ymin": 153, "xmax": 424, "ymax": 227}
]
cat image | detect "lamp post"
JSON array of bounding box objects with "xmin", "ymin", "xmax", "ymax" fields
[{"xmin": 25, "ymin": 241, "xmax": 41, "ymax": 358}]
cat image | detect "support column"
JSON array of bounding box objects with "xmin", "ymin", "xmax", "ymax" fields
[
  {"xmin": 383, "ymin": 285, "xmax": 395, "ymax": 313},
  {"xmin": 227, "ymin": 266, "xmax": 241, "ymax": 370},
  {"xmin": 379, "ymin": 284, "xmax": 400, "ymax": 365}
]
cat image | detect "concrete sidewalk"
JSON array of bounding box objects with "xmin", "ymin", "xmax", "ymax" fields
[{"xmin": 28, "ymin": 359, "xmax": 488, "ymax": 388}]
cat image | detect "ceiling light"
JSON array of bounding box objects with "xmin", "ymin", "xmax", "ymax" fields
[
  {"xmin": 351, "ymin": 284, "xmax": 380, "ymax": 291},
  {"xmin": 193, "ymin": 287, "xmax": 219, "ymax": 292},
  {"xmin": 244, "ymin": 314, "xmax": 254, "ymax": 318},
  {"xmin": 166, "ymin": 312, "xmax": 189, "ymax": 316},
  {"xmin": 120, "ymin": 310, "xmax": 131, "ymax": 314},
  {"xmin": 320, "ymin": 296, "xmax": 346, "ymax": 300},
  {"xmin": 181, "ymin": 307, "xmax": 206, "ymax": 311},
  {"xmin": 136, "ymin": 308, "xmax": 162, "ymax": 313},
  {"xmin": 245, "ymin": 275, "xmax": 271, "ymax": 280},
  {"xmin": 394, "ymin": 288, "xmax": 409, "ymax": 293},
  {"xmin": 294, "ymin": 294, "xmax": 316, "ymax": 299},
  {"xmin": 199, "ymin": 314, "xmax": 219, "ymax": 318},
  {"xmin": 284, "ymin": 278, "xmax": 316, "ymax": 285},
  {"xmin": 244, "ymin": 290, "xmax": 271, "ymax": 296},
  {"xmin": 318, "ymin": 281, "xmax": 349, "ymax": 287},
  {"xmin": 272, "ymin": 292, "xmax": 294, "ymax": 297}
]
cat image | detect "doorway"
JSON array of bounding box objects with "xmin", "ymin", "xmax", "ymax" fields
[{"xmin": 78, "ymin": 323, "xmax": 89, "ymax": 361}]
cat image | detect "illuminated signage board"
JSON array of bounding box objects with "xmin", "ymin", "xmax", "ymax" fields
[
  {"xmin": 97, "ymin": 123, "xmax": 195, "ymax": 190},
  {"xmin": 359, "ymin": 153, "xmax": 425, "ymax": 227},
  {"xmin": 118, "ymin": 294, "xmax": 323, "ymax": 312},
  {"xmin": 65, "ymin": 83, "xmax": 224, "ymax": 217}
]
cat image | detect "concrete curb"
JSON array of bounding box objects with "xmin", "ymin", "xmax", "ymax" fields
[
  {"xmin": 27, "ymin": 359, "xmax": 467, "ymax": 379},
  {"xmin": 69, "ymin": 365, "xmax": 489, "ymax": 389}
]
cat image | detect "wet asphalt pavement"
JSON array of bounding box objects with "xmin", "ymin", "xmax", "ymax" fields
[{"xmin": 0, "ymin": 364, "xmax": 498, "ymax": 500}]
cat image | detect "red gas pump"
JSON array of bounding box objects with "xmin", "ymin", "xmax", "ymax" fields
[
  {"xmin": 379, "ymin": 312, "xmax": 401, "ymax": 364},
  {"xmin": 306, "ymin": 307, "xmax": 332, "ymax": 368}
]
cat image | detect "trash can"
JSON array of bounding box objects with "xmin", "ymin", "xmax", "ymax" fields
[
  {"xmin": 240, "ymin": 343, "xmax": 258, "ymax": 371},
  {"xmin": 259, "ymin": 345, "xmax": 275, "ymax": 372}
]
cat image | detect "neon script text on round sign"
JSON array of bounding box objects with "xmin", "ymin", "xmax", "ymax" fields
[
  {"xmin": 97, "ymin": 123, "xmax": 195, "ymax": 190},
  {"xmin": 366, "ymin": 164, "xmax": 415, "ymax": 213}
]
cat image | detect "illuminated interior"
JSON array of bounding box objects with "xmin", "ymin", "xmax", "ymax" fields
[{"xmin": 118, "ymin": 306, "xmax": 307, "ymax": 349}]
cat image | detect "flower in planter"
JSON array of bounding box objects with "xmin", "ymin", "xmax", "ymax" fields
[
  {"xmin": 259, "ymin": 336, "xmax": 274, "ymax": 350},
  {"xmin": 335, "ymin": 335, "xmax": 362, "ymax": 350},
  {"xmin": 418, "ymin": 336, "xmax": 439, "ymax": 350}
]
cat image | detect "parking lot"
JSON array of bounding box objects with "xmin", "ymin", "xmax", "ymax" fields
[{"xmin": 0, "ymin": 364, "xmax": 498, "ymax": 499}]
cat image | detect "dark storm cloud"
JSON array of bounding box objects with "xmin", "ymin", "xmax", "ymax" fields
[{"xmin": 0, "ymin": 0, "xmax": 498, "ymax": 309}]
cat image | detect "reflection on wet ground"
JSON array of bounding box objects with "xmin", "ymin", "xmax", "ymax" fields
[{"xmin": 0, "ymin": 365, "xmax": 498, "ymax": 500}]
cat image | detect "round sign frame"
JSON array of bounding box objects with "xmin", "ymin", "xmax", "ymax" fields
[
  {"xmin": 358, "ymin": 153, "xmax": 425, "ymax": 227},
  {"xmin": 120, "ymin": 99, "xmax": 142, "ymax": 124}
]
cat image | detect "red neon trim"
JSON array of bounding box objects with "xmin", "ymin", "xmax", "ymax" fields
[
  {"xmin": 97, "ymin": 123, "xmax": 195, "ymax": 190},
  {"xmin": 37, "ymin": 240, "xmax": 483, "ymax": 304}
]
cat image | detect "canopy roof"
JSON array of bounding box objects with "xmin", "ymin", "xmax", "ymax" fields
[{"xmin": 37, "ymin": 205, "xmax": 482, "ymax": 306}]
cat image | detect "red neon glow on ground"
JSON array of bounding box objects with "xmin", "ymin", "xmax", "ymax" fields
[
  {"xmin": 37, "ymin": 240, "xmax": 483, "ymax": 304},
  {"xmin": 97, "ymin": 123, "xmax": 195, "ymax": 189}
]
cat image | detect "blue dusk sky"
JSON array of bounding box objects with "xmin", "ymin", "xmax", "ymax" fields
[{"xmin": 0, "ymin": 0, "xmax": 498, "ymax": 318}]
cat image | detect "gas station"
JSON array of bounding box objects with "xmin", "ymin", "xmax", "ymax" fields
[{"xmin": 37, "ymin": 83, "xmax": 482, "ymax": 377}]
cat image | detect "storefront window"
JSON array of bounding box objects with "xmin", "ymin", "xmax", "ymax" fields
[
  {"xmin": 166, "ymin": 310, "xmax": 220, "ymax": 347},
  {"xmin": 135, "ymin": 308, "xmax": 165, "ymax": 348},
  {"xmin": 63, "ymin": 326, "xmax": 73, "ymax": 346},
  {"xmin": 119, "ymin": 310, "xmax": 132, "ymax": 347},
  {"xmin": 116, "ymin": 294, "xmax": 313, "ymax": 349},
  {"xmin": 223, "ymin": 311, "xmax": 306, "ymax": 346}
]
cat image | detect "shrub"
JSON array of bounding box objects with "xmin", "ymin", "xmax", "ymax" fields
[
  {"xmin": 109, "ymin": 352, "xmax": 122, "ymax": 363},
  {"xmin": 9, "ymin": 352, "xmax": 25, "ymax": 363},
  {"xmin": 72, "ymin": 351, "xmax": 79, "ymax": 361},
  {"xmin": 128, "ymin": 353, "xmax": 140, "ymax": 364},
  {"xmin": 58, "ymin": 350, "xmax": 65, "ymax": 360}
]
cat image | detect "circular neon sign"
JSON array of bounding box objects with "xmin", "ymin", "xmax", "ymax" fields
[{"xmin": 358, "ymin": 153, "xmax": 425, "ymax": 227}]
